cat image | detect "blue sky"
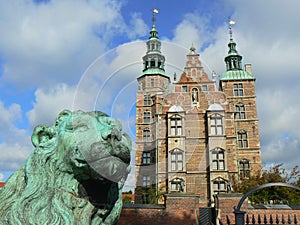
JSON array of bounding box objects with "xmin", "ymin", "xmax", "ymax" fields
[{"xmin": 0, "ymin": 0, "xmax": 300, "ymax": 191}]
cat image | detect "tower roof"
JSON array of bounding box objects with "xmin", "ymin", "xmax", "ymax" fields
[
  {"xmin": 140, "ymin": 9, "xmax": 167, "ymax": 77},
  {"xmin": 221, "ymin": 19, "xmax": 255, "ymax": 81}
]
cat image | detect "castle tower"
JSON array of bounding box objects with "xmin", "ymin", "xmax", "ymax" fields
[
  {"xmin": 135, "ymin": 11, "xmax": 170, "ymax": 204},
  {"xmin": 219, "ymin": 21, "xmax": 262, "ymax": 181}
]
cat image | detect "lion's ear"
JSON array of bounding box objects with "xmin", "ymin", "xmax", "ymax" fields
[{"xmin": 31, "ymin": 125, "xmax": 56, "ymax": 148}]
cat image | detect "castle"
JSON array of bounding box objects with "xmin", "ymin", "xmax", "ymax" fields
[{"xmin": 134, "ymin": 17, "xmax": 262, "ymax": 206}]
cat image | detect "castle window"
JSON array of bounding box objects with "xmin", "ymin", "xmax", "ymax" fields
[
  {"xmin": 170, "ymin": 116, "xmax": 182, "ymax": 136},
  {"xmin": 171, "ymin": 149, "xmax": 183, "ymax": 171},
  {"xmin": 150, "ymin": 78, "xmax": 154, "ymax": 87},
  {"xmin": 171, "ymin": 178, "xmax": 185, "ymax": 192},
  {"xmin": 239, "ymin": 159, "xmax": 250, "ymax": 179},
  {"xmin": 235, "ymin": 104, "xmax": 246, "ymax": 119},
  {"xmin": 142, "ymin": 176, "xmax": 150, "ymax": 187},
  {"xmin": 144, "ymin": 94, "xmax": 151, "ymax": 106},
  {"xmin": 143, "ymin": 111, "xmax": 151, "ymax": 123},
  {"xmin": 213, "ymin": 179, "xmax": 227, "ymax": 195},
  {"xmin": 212, "ymin": 148, "xmax": 225, "ymax": 171},
  {"xmin": 210, "ymin": 114, "xmax": 223, "ymax": 135},
  {"xmin": 238, "ymin": 131, "xmax": 248, "ymax": 148},
  {"xmin": 143, "ymin": 129, "xmax": 151, "ymax": 142},
  {"xmin": 234, "ymin": 83, "xmax": 244, "ymax": 96},
  {"xmin": 142, "ymin": 152, "xmax": 151, "ymax": 165},
  {"xmin": 202, "ymin": 85, "xmax": 208, "ymax": 91},
  {"xmin": 182, "ymin": 86, "xmax": 187, "ymax": 92}
]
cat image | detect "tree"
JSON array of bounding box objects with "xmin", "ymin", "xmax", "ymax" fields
[{"xmin": 234, "ymin": 164, "xmax": 300, "ymax": 205}]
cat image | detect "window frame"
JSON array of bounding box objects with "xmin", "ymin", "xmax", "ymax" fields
[
  {"xmin": 211, "ymin": 148, "xmax": 225, "ymax": 171},
  {"xmin": 144, "ymin": 94, "xmax": 151, "ymax": 106},
  {"xmin": 210, "ymin": 114, "xmax": 224, "ymax": 136},
  {"xmin": 234, "ymin": 83, "xmax": 244, "ymax": 97},
  {"xmin": 239, "ymin": 159, "xmax": 250, "ymax": 179},
  {"xmin": 143, "ymin": 129, "xmax": 151, "ymax": 142},
  {"xmin": 237, "ymin": 131, "xmax": 248, "ymax": 148},
  {"xmin": 170, "ymin": 116, "xmax": 183, "ymax": 136},
  {"xmin": 142, "ymin": 152, "xmax": 151, "ymax": 165},
  {"xmin": 143, "ymin": 111, "xmax": 151, "ymax": 123},
  {"xmin": 142, "ymin": 176, "xmax": 151, "ymax": 187},
  {"xmin": 235, "ymin": 104, "xmax": 246, "ymax": 120},
  {"xmin": 170, "ymin": 149, "xmax": 184, "ymax": 171}
]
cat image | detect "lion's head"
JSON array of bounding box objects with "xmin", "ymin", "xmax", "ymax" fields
[{"xmin": 0, "ymin": 110, "xmax": 131, "ymax": 225}]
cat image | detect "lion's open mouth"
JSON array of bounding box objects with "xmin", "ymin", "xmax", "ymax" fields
[{"xmin": 78, "ymin": 177, "xmax": 119, "ymax": 218}]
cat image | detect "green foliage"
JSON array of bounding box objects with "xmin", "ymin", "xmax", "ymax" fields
[
  {"xmin": 122, "ymin": 196, "xmax": 133, "ymax": 203},
  {"xmin": 136, "ymin": 185, "xmax": 166, "ymax": 204},
  {"xmin": 234, "ymin": 164, "xmax": 300, "ymax": 205}
]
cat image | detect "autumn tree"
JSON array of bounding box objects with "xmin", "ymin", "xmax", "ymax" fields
[{"xmin": 234, "ymin": 164, "xmax": 300, "ymax": 205}]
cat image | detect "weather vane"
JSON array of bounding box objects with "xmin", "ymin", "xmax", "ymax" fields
[
  {"xmin": 228, "ymin": 17, "xmax": 236, "ymax": 39},
  {"xmin": 152, "ymin": 8, "xmax": 159, "ymax": 25}
]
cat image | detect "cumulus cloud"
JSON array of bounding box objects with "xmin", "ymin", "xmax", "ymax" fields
[
  {"xmin": 0, "ymin": 0, "xmax": 130, "ymax": 89},
  {"xmin": 0, "ymin": 173, "xmax": 4, "ymax": 182}
]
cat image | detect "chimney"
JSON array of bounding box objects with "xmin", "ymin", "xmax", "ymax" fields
[{"xmin": 245, "ymin": 64, "xmax": 252, "ymax": 75}]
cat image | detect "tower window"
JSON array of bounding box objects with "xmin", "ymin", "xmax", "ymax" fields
[
  {"xmin": 234, "ymin": 83, "xmax": 244, "ymax": 96},
  {"xmin": 239, "ymin": 159, "xmax": 250, "ymax": 179},
  {"xmin": 143, "ymin": 111, "xmax": 151, "ymax": 123},
  {"xmin": 235, "ymin": 104, "xmax": 246, "ymax": 119},
  {"xmin": 150, "ymin": 78, "xmax": 154, "ymax": 87},
  {"xmin": 142, "ymin": 176, "xmax": 151, "ymax": 187},
  {"xmin": 182, "ymin": 86, "xmax": 187, "ymax": 92},
  {"xmin": 171, "ymin": 149, "xmax": 183, "ymax": 171},
  {"xmin": 238, "ymin": 131, "xmax": 248, "ymax": 148},
  {"xmin": 142, "ymin": 152, "xmax": 151, "ymax": 165},
  {"xmin": 144, "ymin": 94, "xmax": 151, "ymax": 106},
  {"xmin": 212, "ymin": 148, "xmax": 225, "ymax": 171},
  {"xmin": 170, "ymin": 116, "xmax": 182, "ymax": 136},
  {"xmin": 210, "ymin": 114, "xmax": 223, "ymax": 135},
  {"xmin": 143, "ymin": 129, "xmax": 151, "ymax": 142}
]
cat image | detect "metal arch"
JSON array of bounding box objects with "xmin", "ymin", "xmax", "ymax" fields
[{"xmin": 236, "ymin": 182, "xmax": 300, "ymax": 211}]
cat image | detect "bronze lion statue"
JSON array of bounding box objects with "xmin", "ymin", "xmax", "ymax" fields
[{"xmin": 0, "ymin": 110, "xmax": 131, "ymax": 225}]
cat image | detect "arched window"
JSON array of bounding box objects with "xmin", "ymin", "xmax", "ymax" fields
[
  {"xmin": 143, "ymin": 129, "xmax": 151, "ymax": 142},
  {"xmin": 238, "ymin": 130, "xmax": 248, "ymax": 148},
  {"xmin": 211, "ymin": 148, "xmax": 225, "ymax": 171},
  {"xmin": 239, "ymin": 159, "xmax": 250, "ymax": 179},
  {"xmin": 235, "ymin": 104, "xmax": 246, "ymax": 119},
  {"xmin": 170, "ymin": 177, "xmax": 185, "ymax": 192}
]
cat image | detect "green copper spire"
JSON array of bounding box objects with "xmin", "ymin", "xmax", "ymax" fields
[
  {"xmin": 141, "ymin": 9, "xmax": 166, "ymax": 76},
  {"xmin": 221, "ymin": 19, "xmax": 255, "ymax": 80}
]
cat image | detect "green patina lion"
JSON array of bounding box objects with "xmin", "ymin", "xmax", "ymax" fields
[{"xmin": 0, "ymin": 110, "xmax": 131, "ymax": 225}]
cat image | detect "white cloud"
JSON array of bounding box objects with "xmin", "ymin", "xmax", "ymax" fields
[
  {"xmin": 0, "ymin": 173, "xmax": 4, "ymax": 182},
  {"xmin": 0, "ymin": 0, "xmax": 126, "ymax": 88}
]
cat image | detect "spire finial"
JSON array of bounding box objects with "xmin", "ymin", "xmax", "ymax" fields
[
  {"xmin": 228, "ymin": 17, "xmax": 236, "ymax": 39},
  {"xmin": 152, "ymin": 8, "xmax": 159, "ymax": 26},
  {"xmin": 190, "ymin": 43, "xmax": 196, "ymax": 53}
]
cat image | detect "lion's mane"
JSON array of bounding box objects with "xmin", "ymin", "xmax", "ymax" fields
[{"xmin": 0, "ymin": 110, "xmax": 131, "ymax": 225}]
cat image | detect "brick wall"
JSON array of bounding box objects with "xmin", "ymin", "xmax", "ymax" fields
[{"xmin": 118, "ymin": 194, "xmax": 200, "ymax": 225}]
